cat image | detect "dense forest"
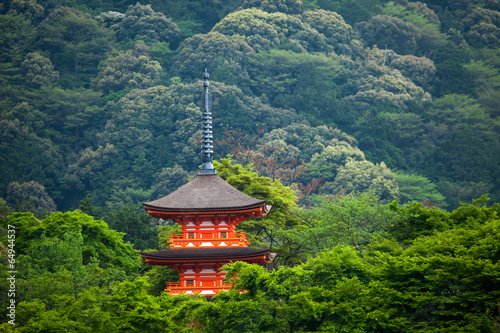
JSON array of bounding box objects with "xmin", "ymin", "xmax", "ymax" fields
[{"xmin": 0, "ymin": 0, "xmax": 499, "ymax": 331}]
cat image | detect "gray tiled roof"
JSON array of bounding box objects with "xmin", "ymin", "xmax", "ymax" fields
[
  {"xmin": 143, "ymin": 174, "xmax": 267, "ymax": 212},
  {"xmin": 140, "ymin": 247, "xmax": 271, "ymax": 260}
]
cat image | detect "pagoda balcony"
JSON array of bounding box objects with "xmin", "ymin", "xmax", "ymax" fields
[
  {"xmin": 166, "ymin": 281, "xmax": 232, "ymax": 295},
  {"xmin": 168, "ymin": 233, "xmax": 249, "ymax": 248}
]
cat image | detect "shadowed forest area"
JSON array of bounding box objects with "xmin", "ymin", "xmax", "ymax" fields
[{"xmin": 0, "ymin": 0, "xmax": 499, "ymax": 331}]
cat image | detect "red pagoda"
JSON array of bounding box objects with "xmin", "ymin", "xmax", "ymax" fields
[{"xmin": 140, "ymin": 70, "xmax": 273, "ymax": 297}]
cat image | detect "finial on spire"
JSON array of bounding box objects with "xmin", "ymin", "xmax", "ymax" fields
[{"xmin": 200, "ymin": 69, "xmax": 216, "ymax": 174}]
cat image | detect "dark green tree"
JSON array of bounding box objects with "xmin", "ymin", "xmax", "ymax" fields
[
  {"xmin": 37, "ymin": 6, "xmax": 114, "ymax": 86},
  {"xmin": 103, "ymin": 202, "xmax": 158, "ymax": 250},
  {"xmin": 118, "ymin": 3, "xmax": 181, "ymax": 46},
  {"xmin": 357, "ymin": 15, "xmax": 421, "ymax": 55}
]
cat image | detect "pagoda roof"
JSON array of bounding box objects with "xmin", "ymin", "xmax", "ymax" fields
[
  {"xmin": 140, "ymin": 247, "xmax": 272, "ymax": 263},
  {"xmin": 143, "ymin": 174, "xmax": 270, "ymax": 213}
]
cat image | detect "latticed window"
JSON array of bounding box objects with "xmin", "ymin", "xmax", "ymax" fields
[
  {"xmin": 186, "ymin": 280, "xmax": 194, "ymax": 286},
  {"xmin": 188, "ymin": 232, "xmax": 194, "ymax": 239},
  {"xmin": 221, "ymin": 232, "xmax": 227, "ymax": 238}
]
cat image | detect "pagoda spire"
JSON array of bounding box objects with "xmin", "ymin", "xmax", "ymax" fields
[{"xmin": 200, "ymin": 69, "xmax": 216, "ymax": 174}]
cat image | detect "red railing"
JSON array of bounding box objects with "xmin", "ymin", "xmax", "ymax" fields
[
  {"xmin": 165, "ymin": 281, "xmax": 232, "ymax": 295},
  {"xmin": 168, "ymin": 232, "xmax": 249, "ymax": 247}
]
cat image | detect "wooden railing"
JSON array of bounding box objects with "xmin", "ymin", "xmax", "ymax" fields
[
  {"xmin": 165, "ymin": 281, "xmax": 232, "ymax": 295},
  {"xmin": 168, "ymin": 232, "xmax": 249, "ymax": 248}
]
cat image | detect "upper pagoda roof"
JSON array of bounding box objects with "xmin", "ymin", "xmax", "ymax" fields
[{"xmin": 143, "ymin": 173, "xmax": 270, "ymax": 213}]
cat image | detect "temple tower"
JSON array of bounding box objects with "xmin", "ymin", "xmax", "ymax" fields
[{"xmin": 140, "ymin": 70, "xmax": 272, "ymax": 296}]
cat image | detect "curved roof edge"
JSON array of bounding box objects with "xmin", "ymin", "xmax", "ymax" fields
[
  {"xmin": 143, "ymin": 173, "xmax": 270, "ymax": 213},
  {"xmin": 140, "ymin": 247, "xmax": 272, "ymax": 261}
]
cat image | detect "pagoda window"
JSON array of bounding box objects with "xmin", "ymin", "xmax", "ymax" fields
[
  {"xmin": 188, "ymin": 232, "xmax": 195, "ymax": 239},
  {"xmin": 186, "ymin": 280, "xmax": 194, "ymax": 286},
  {"xmin": 221, "ymin": 232, "xmax": 227, "ymax": 238}
]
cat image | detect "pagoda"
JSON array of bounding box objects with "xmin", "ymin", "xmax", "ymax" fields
[{"xmin": 140, "ymin": 70, "xmax": 273, "ymax": 297}]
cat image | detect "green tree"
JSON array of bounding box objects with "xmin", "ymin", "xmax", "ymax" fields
[
  {"xmin": 393, "ymin": 172, "xmax": 446, "ymax": 206},
  {"xmin": 150, "ymin": 164, "xmax": 191, "ymax": 200},
  {"xmin": 357, "ymin": 15, "xmax": 421, "ymax": 55},
  {"xmin": 390, "ymin": 54, "xmax": 436, "ymax": 91},
  {"xmin": 327, "ymin": 159, "xmax": 399, "ymax": 202},
  {"xmin": 20, "ymin": 52, "xmax": 59, "ymax": 87},
  {"xmin": 417, "ymin": 94, "xmax": 500, "ymax": 207},
  {"xmin": 0, "ymin": 14, "xmax": 36, "ymax": 108},
  {"xmin": 37, "ymin": 6, "xmax": 114, "ymax": 85},
  {"xmin": 462, "ymin": 8, "xmax": 500, "ymax": 48},
  {"xmin": 30, "ymin": 85, "xmax": 102, "ymax": 153},
  {"xmin": 301, "ymin": 9, "xmax": 362, "ymax": 56},
  {"xmin": 240, "ymin": 0, "xmax": 304, "ymax": 14},
  {"xmin": 103, "ymin": 202, "xmax": 158, "ymax": 250},
  {"xmin": 5, "ymin": 102, "xmax": 46, "ymax": 133},
  {"xmin": 2, "ymin": 210, "xmax": 140, "ymax": 274},
  {"xmin": 381, "ymin": 1, "xmax": 447, "ymax": 54},
  {"xmin": 0, "ymin": 119, "xmax": 62, "ymax": 200},
  {"xmin": 212, "ymin": 8, "xmax": 330, "ymax": 52},
  {"xmin": 92, "ymin": 44, "xmax": 162, "ymax": 94},
  {"xmin": 312, "ymin": 0, "xmax": 382, "ymax": 25},
  {"xmin": 248, "ymin": 49, "xmax": 341, "ymax": 124},
  {"xmin": 171, "ymin": 32, "xmax": 255, "ymax": 89},
  {"xmin": 261, "ymin": 123, "xmax": 358, "ymax": 163},
  {"xmin": 118, "ymin": 3, "xmax": 181, "ymax": 46},
  {"xmin": 339, "ymin": 46, "xmax": 431, "ymax": 117},
  {"xmin": 465, "ymin": 55, "xmax": 500, "ymax": 117},
  {"xmin": 6, "ymin": 0, "xmax": 44, "ymax": 21},
  {"xmin": 308, "ymin": 144, "xmax": 365, "ymax": 182},
  {"xmin": 286, "ymin": 192, "xmax": 401, "ymax": 256},
  {"xmin": 373, "ymin": 199, "xmax": 500, "ymax": 331},
  {"xmin": 6, "ymin": 181, "xmax": 56, "ymax": 217}
]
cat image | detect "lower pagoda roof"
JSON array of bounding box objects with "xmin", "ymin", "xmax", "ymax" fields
[
  {"xmin": 140, "ymin": 247, "xmax": 273, "ymax": 263},
  {"xmin": 143, "ymin": 174, "xmax": 270, "ymax": 214}
]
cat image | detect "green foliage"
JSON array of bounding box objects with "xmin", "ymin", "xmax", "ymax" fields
[
  {"xmin": 462, "ymin": 8, "xmax": 500, "ymax": 48},
  {"xmin": 0, "ymin": 119, "xmax": 62, "ymax": 199},
  {"xmin": 241, "ymin": 0, "xmax": 304, "ymax": 14},
  {"xmin": 373, "ymin": 205, "xmax": 500, "ymax": 331},
  {"xmin": 308, "ymin": 144, "xmax": 365, "ymax": 182},
  {"xmin": 6, "ymin": 181, "xmax": 56, "ymax": 217},
  {"xmin": 419, "ymin": 95, "xmax": 500, "ymax": 206},
  {"xmin": 37, "ymin": 6, "xmax": 114, "ymax": 85},
  {"xmin": 20, "ymin": 52, "xmax": 59, "ymax": 87},
  {"xmin": 118, "ymin": 3, "xmax": 181, "ymax": 46},
  {"xmin": 171, "ymin": 31, "xmax": 255, "ymax": 88},
  {"xmin": 2, "ymin": 210, "xmax": 140, "ymax": 274},
  {"xmin": 325, "ymin": 159, "xmax": 400, "ymax": 202},
  {"xmin": 103, "ymin": 202, "xmax": 158, "ymax": 251},
  {"xmin": 261, "ymin": 123, "xmax": 358, "ymax": 163},
  {"xmin": 150, "ymin": 164, "xmax": 191, "ymax": 200},
  {"xmin": 287, "ymin": 192, "xmax": 401, "ymax": 257},
  {"xmin": 390, "ymin": 54, "xmax": 436, "ymax": 91},
  {"xmin": 393, "ymin": 172, "xmax": 446, "ymax": 206},
  {"xmin": 248, "ymin": 49, "xmax": 341, "ymax": 124},
  {"xmin": 381, "ymin": 1, "xmax": 447, "ymax": 54},
  {"xmin": 29, "ymin": 85, "xmax": 103, "ymax": 153},
  {"xmin": 212, "ymin": 8, "xmax": 330, "ymax": 52},
  {"xmin": 313, "ymin": 0, "xmax": 382, "ymax": 25},
  {"xmin": 196, "ymin": 200, "xmax": 500, "ymax": 332},
  {"xmin": 92, "ymin": 44, "xmax": 162, "ymax": 94},
  {"xmin": 357, "ymin": 15, "xmax": 421, "ymax": 55},
  {"xmin": 388, "ymin": 200, "xmax": 451, "ymax": 245}
]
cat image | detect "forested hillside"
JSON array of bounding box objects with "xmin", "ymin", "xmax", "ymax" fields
[
  {"xmin": 1, "ymin": 0, "xmax": 499, "ymax": 211},
  {"xmin": 1, "ymin": 0, "xmax": 499, "ymax": 331}
]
